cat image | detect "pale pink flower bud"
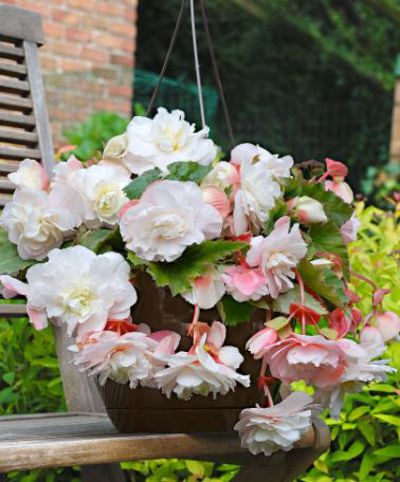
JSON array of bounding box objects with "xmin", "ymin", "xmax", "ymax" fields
[
  {"xmin": 290, "ymin": 196, "xmax": 327, "ymax": 224},
  {"xmin": 246, "ymin": 327, "xmax": 278, "ymax": 359},
  {"xmin": 376, "ymin": 311, "xmax": 400, "ymax": 342},
  {"xmin": 201, "ymin": 185, "xmax": 231, "ymax": 218}
]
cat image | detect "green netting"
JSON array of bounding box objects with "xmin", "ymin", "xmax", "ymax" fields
[{"xmin": 133, "ymin": 69, "xmax": 219, "ymax": 130}]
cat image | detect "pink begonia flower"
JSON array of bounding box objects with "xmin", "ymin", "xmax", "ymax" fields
[
  {"xmin": 201, "ymin": 185, "xmax": 231, "ymax": 219},
  {"xmin": 325, "ymin": 158, "xmax": 348, "ymax": 178},
  {"xmin": 201, "ymin": 161, "xmax": 240, "ymax": 193},
  {"xmin": 289, "ymin": 196, "xmax": 327, "ymax": 224},
  {"xmin": 0, "ymin": 275, "xmax": 48, "ymax": 330},
  {"xmin": 71, "ymin": 329, "xmax": 180, "ymax": 388},
  {"xmin": 234, "ymin": 391, "xmax": 321, "ymax": 456},
  {"xmin": 315, "ymin": 326, "xmax": 395, "ymax": 418},
  {"xmin": 154, "ymin": 321, "xmax": 250, "ymax": 400},
  {"xmin": 8, "ymin": 159, "xmax": 49, "ymax": 191},
  {"xmin": 246, "ymin": 217, "xmax": 307, "ymax": 299},
  {"xmin": 221, "ymin": 264, "xmax": 268, "ymax": 302},
  {"xmin": 375, "ymin": 311, "xmax": 400, "ymax": 342},
  {"xmin": 119, "ymin": 180, "xmax": 223, "ymax": 262},
  {"xmin": 340, "ymin": 214, "xmax": 361, "ymax": 243},
  {"xmin": 328, "ymin": 308, "xmax": 362, "ymax": 338},
  {"xmin": 265, "ymin": 334, "xmax": 350, "ymax": 388},
  {"xmin": 181, "ymin": 270, "xmax": 226, "ymax": 310},
  {"xmin": 325, "ymin": 180, "xmax": 354, "ymax": 204},
  {"xmin": 246, "ymin": 327, "xmax": 278, "ymax": 359}
]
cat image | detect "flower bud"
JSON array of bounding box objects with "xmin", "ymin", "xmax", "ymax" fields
[
  {"xmin": 376, "ymin": 311, "xmax": 400, "ymax": 342},
  {"xmin": 103, "ymin": 133, "xmax": 128, "ymax": 161},
  {"xmin": 291, "ymin": 196, "xmax": 328, "ymax": 224}
]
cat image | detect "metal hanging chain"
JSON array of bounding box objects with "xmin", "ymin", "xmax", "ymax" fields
[
  {"xmin": 189, "ymin": 0, "xmax": 206, "ymax": 129},
  {"xmin": 199, "ymin": 0, "xmax": 235, "ymax": 146},
  {"xmin": 146, "ymin": 0, "xmax": 187, "ymax": 116}
]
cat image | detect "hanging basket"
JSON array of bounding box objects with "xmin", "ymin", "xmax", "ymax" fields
[{"xmin": 101, "ymin": 273, "xmax": 264, "ymax": 433}]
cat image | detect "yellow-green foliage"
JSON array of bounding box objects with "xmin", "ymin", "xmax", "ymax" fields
[{"xmin": 302, "ymin": 203, "xmax": 400, "ymax": 482}]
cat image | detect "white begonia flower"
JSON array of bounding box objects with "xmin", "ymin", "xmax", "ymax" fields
[
  {"xmin": 73, "ymin": 164, "xmax": 131, "ymax": 227},
  {"xmin": 201, "ymin": 161, "xmax": 239, "ymax": 192},
  {"xmin": 123, "ymin": 107, "xmax": 218, "ymax": 175},
  {"xmin": 8, "ymin": 158, "xmax": 49, "ymax": 191},
  {"xmin": 231, "ymin": 143, "xmax": 293, "ymax": 236},
  {"xmin": 315, "ymin": 326, "xmax": 395, "ymax": 419},
  {"xmin": 155, "ymin": 321, "xmax": 250, "ymax": 400},
  {"xmin": 246, "ymin": 217, "xmax": 307, "ymax": 299},
  {"xmin": 72, "ymin": 330, "xmax": 159, "ymax": 388},
  {"xmin": 181, "ymin": 269, "xmax": 226, "ymax": 310},
  {"xmin": 234, "ymin": 392, "xmax": 320, "ymax": 456},
  {"xmin": 119, "ymin": 180, "xmax": 223, "ymax": 262},
  {"xmin": 0, "ymin": 187, "xmax": 81, "ymax": 260},
  {"xmin": 21, "ymin": 246, "xmax": 137, "ymax": 338}
]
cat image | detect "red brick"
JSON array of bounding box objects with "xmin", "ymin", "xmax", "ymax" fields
[
  {"xmin": 65, "ymin": 28, "xmax": 93, "ymax": 42},
  {"xmin": 111, "ymin": 54, "xmax": 134, "ymax": 68},
  {"xmin": 61, "ymin": 58, "xmax": 91, "ymax": 72},
  {"xmin": 65, "ymin": 0, "xmax": 95, "ymax": 11},
  {"xmin": 96, "ymin": 1, "xmax": 124, "ymax": 17},
  {"xmin": 81, "ymin": 47, "xmax": 109, "ymax": 63},
  {"xmin": 48, "ymin": 40, "xmax": 81, "ymax": 57},
  {"xmin": 109, "ymin": 84, "xmax": 132, "ymax": 97},
  {"xmin": 43, "ymin": 21, "xmax": 68, "ymax": 39}
]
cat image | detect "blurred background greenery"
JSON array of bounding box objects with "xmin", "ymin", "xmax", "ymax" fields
[{"xmin": 2, "ymin": 0, "xmax": 400, "ymax": 481}]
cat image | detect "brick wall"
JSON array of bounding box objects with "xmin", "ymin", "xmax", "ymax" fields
[{"xmin": 3, "ymin": 0, "xmax": 137, "ymax": 145}]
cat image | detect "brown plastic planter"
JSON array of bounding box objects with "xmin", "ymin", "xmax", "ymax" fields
[{"xmin": 102, "ymin": 273, "xmax": 264, "ymax": 433}]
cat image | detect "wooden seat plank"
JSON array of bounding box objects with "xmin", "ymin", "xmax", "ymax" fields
[
  {"xmin": 0, "ymin": 62, "xmax": 27, "ymax": 78},
  {"xmin": 0, "ymin": 44, "xmax": 24, "ymax": 61},
  {"xmin": 0, "ymin": 112, "xmax": 35, "ymax": 128},
  {"xmin": 0, "ymin": 413, "xmax": 329, "ymax": 474},
  {"xmin": 0, "ymin": 128, "xmax": 37, "ymax": 145},
  {"xmin": 0, "ymin": 94, "xmax": 32, "ymax": 112},
  {"xmin": 0, "ymin": 146, "xmax": 40, "ymax": 160},
  {"xmin": 0, "ymin": 79, "xmax": 30, "ymax": 95}
]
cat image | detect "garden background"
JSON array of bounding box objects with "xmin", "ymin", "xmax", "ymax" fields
[{"xmin": 1, "ymin": 1, "xmax": 400, "ymax": 481}]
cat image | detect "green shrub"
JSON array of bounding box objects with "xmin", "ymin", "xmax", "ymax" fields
[
  {"xmin": 302, "ymin": 203, "xmax": 400, "ymax": 482},
  {"xmin": 62, "ymin": 111, "xmax": 129, "ymax": 161}
]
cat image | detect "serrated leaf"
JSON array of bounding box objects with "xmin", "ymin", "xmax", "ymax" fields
[
  {"xmin": 77, "ymin": 228, "xmax": 118, "ymax": 253},
  {"xmin": 127, "ymin": 251, "xmax": 148, "ymax": 267},
  {"xmin": 217, "ymin": 295, "xmax": 254, "ymax": 327},
  {"xmin": 123, "ymin": 167, "xmax": 162, "ymax": 199},
  {"xmin": 165, "ymin": 161, "xmax": 211, "ymax": 183},
  {"xmin": 298, "ymin": 259, "xmax": 348, "ymax": 308},
  {"xmin": 147, "ymin": 240, "xmax": 246, "ymax": 296},
  {"xmin": 266, "ymin": 316, "xmax": 289, "ymax": 330},
  {"xmin": 0, "ymin": 228, "xmax": 35, "ymax": 275},
  {"xmin": 272, "ymin": 285, "xmax": 328, "ymax": 315},
  {"xmin": 285, "ymin": 175, "xmax": 353, "ymax": 227},
  {"xmin": 309, "ymin": 221, "xmax": 349, "ymax": 276}
]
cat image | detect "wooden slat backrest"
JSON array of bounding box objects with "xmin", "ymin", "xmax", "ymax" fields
[{"xmin": 0, "ymin": 5, "xmax": 104, "ymax": 414}]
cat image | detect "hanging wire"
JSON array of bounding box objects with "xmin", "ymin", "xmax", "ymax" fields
[
  {"xmin": 199, "ymin": 0, "xmax": 235, "ymax": 146},
  {"xmin": 146, "ymin": 0, "xmax": 187, "ymax": 116},
  {"xmin": 189, "ymin": 0, "xmax": 206, "ymax": 129}
]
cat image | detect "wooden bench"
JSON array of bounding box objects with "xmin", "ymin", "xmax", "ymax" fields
[{"xmin": 0, "ymin": 5, "xmax": 330, "ymax": 481}]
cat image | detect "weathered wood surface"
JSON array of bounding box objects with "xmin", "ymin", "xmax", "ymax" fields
[
  {"xmin": 0, "ymin": 5, "xmax": 44, "ymax": 44},
  {"xmin": 0, "ymin": 413, "xmax": 330, "ymax": 478}
]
